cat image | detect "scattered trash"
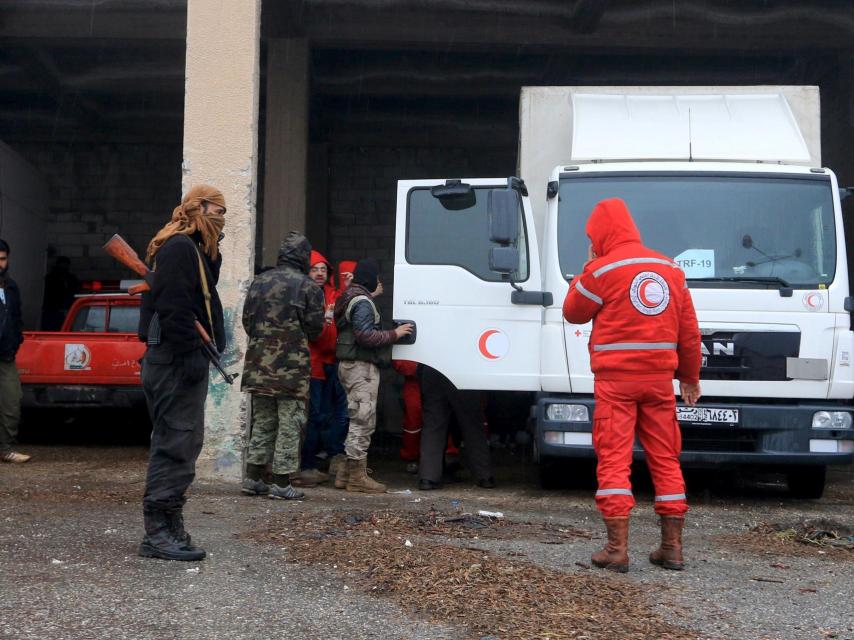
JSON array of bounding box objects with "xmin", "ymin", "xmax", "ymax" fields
[
  {"xmin": 770, "ymin": 562, "xmax": 791, "ymax": 569},
  {"xmin": 450, "ymin": 499, "xmax": 462, "ymax": 512},
  {"xmin": 750, "ymin": 519, "xmax": 854, "ymax": 552},
  {"xmin": 404, "ymin": 539, "xmax": 413, "ymax": 548},
  {"xmin": 409, "ymin": 498, "xmax": 422, "ymax": 503},
  {"xmin": 444, "ymin": 514, "xmax": 489, "ymax": 529},
  {"xmin": 388, "ymin": 489, "xmax": 412, "ymax": 495},
  {"xmin": 51, "ymin": 559, "xmax": 64, "ymax": 565},
  {"xmin": 750, "ymin": 576, "xmax": 785, "ymax": 584},
  {"xmin": 798, "ymin": 587, "xmax": 818, "ymax": 593},
  {"xmin": 477, "ymin": 510, "xmax": 504, "ymax": 519},
  {"xmin": 575, "ymin": 561, "xmax": 591, "ymax": 569},
  {"xmin": 186, "ymin": 567, "xmax": 200, "ymax": 574}
]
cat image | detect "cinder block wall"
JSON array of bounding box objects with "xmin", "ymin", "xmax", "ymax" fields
[{"xmin": 11, "ymin": 142, "xmax": 182, "ymax": 281}]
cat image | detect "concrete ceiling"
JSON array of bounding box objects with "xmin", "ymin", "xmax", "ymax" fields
[{"xmin": 0, "ymin": 0, "xmax": 852, "ymax": 143}]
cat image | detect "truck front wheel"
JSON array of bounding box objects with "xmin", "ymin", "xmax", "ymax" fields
[{"xmin": 786, "ymin": 466, "xmax": 827, "ymax": 499}]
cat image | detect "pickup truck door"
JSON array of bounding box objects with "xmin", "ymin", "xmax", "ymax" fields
[{"xmin": 392, "ymin": 178, "xmax": 546, "ymax": 391}]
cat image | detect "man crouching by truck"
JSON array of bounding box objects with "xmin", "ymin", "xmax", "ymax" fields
[
  {"xmin": 137, "ymin": 185, "xmax": 227, "ymax": 562},
  {"xmin": 563, "ymin": 198, "xmax": 702, "ymax": 573}
]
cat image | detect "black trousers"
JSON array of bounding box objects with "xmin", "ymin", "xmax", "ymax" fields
[
  {"xmin": 141, "ymin": 347, "xmax": 208, "ymax": 511},
  {"xmin": 419, "ymin": 366, "xmax": 492, "ymax": 483}
]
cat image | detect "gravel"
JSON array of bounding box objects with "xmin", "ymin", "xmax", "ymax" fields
[{"xmin": 1, "ymin": 445, "xmax": 852, "ymax": 640}]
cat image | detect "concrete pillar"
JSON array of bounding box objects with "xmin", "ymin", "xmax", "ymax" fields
[
  {"xmin": 261, "ymin": 38, "xmax": 309, "ymax": 266},
  {"xmin": 182, "ymin": 0, "xmax": 261, "ymax": 480}
]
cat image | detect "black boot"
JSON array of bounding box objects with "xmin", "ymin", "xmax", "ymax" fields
[
  {"xmin": 165, "ymin": 507, "xmax": 201, "ymax": 552},
  {"xmin": 139, "ymin": 507, "xmax": 206, "ymax": 561}
]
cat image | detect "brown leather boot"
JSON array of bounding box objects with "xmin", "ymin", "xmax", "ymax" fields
[
  {"xmin": 345, "ymin": 458, "xmax": 386, "ymax": 494},
  {"xmin": 334, "ymin": 457, "xmax": 350, "ymax": 489},
  {"xmin": 591, "ymin": 517, "xmax": 630, "ymax": 573},
  {"xmin": 328, "ymin": 453, "xmax": 346, "ymax": 478},
  {"xmin": 649, "ymin": 516, "xmax": 685, "ymax": 570}
]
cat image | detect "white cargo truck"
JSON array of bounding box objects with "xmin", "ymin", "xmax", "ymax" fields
[{"xmin": 392, "ymin": 86, "xmax": 854, "ymax": 498}]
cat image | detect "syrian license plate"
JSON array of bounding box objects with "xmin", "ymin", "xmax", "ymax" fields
[{"xmin": 676, "ymin": 407, "xmax": 739, "ymax": 426}]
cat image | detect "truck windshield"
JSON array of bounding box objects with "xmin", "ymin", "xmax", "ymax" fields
[{"xmin": 558, "ymin": 173, "xmax": 836, "ymax": 288}]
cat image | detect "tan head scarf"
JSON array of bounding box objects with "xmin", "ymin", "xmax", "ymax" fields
[{"xmin": 146, "ymin": 184, "xmax": 227, "ymax": 263}]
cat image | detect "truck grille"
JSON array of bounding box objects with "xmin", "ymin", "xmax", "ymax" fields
[{"xmin": 680, "ymin": 427, "xmax": 758, "ymax": 453}]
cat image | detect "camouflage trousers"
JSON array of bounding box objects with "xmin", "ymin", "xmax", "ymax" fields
[
  {"xmin": 246, "ymin": 395, "xmax": 305, "ymax": 476},
  {"xmin": 338, "ymin": 360, "xmax": 380, "ymax": 460}
]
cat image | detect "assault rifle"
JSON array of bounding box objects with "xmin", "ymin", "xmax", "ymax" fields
[{"xmin": 102, "ymin": 234, "xmax": 239, "ymax": 385}]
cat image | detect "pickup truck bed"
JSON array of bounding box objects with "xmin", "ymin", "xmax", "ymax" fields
[{"xmin": 15, "ymin": 294, "xmax": 146, "ymax": 409}]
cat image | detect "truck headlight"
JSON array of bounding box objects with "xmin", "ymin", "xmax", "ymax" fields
[
  {"xmin": 546, "ymin": 404, "xmax": 589, "ymax": 422},
  {"xmin": 812, "ymin": 411, "xmax": 852, "ymax": 429}
]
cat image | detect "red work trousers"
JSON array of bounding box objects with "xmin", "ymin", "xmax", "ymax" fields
[
  {"xmin": 592, "ymin": 378, "xmax": 688, "ymax": 518},
  {"xmin": 399, "ymin": 378, "xmax": 461, "ymax": 461}
]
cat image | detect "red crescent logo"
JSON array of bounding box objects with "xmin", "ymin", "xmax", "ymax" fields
[{"xmin": 478, "ymin": 329, "xmax": 500, "ymax": 360}]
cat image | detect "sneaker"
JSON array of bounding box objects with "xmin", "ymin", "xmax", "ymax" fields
[
  {"xmin": 1, "ymin": 451, "xmax": 31, "ymax": 464},
  {"xmin": 241, "ymin": 478, "xmax": 270, "ymax": 496},
  {"xmin": 268, "ymin": 484, "xmax": 305, "ymax": 500}
]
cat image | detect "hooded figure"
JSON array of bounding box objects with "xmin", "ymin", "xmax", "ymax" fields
[
  {"xmin": 241, "ymin": 232, "xmax": 326, "ymax": 398},
  {"xmin": 563, "ymin": 198, "xmax": 701, "ymax": 574},
  {"xmin": 241, "ymin": 231, "xmax": 326, "ymax": 502}
]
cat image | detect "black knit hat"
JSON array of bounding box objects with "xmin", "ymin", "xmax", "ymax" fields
[{"xmin": 353, "ymin": 257, "xmax": 380, "ymax": 292}]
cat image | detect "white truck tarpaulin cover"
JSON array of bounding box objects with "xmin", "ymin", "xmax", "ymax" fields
[{"xmin": 570, "ymin": 92, "xmax": 811, "ymax": 164}]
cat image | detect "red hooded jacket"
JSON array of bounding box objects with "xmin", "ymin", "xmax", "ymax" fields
[
  {"xmin": 308, "ymin": 250, "xmax": 340, "ymax": 379},
  {"xmin": 562, "ymin": 198, "xmax": 701, "ymax": 384}
]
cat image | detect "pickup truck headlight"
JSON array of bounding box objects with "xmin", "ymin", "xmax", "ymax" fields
[
  {"xmin": 812, "ymin": 411, "xmax": 852, "ymax": 429},
  {"xmin": 546, "ymin": 403, "xmax": 589, "ymax": 422}
]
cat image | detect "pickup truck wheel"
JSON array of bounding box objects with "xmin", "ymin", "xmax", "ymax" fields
[
  {"xmin": 786, "ymin": 466, "xmax": 826, "ymax": 499},
  {"xmin": 539, "ymin": 457, "xmax": 564, "ymax": 490}
]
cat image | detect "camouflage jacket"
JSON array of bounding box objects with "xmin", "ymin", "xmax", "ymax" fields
[{"xmin": 241, "ymin": 232, "xmax": 325, "ymax": 399}]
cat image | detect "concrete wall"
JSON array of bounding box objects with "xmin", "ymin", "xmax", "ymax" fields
[
  {"xmin": 0, "ymin": 140, "xmax": 48, "ymax": 329},
  {"xmin": 10, "ymin": 141, "xmax": 181, "ymax": 283}
]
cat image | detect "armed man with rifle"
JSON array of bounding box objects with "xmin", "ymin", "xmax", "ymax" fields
[{"xmin": 135, "ymin": 184, "xmax": 227, "ymax": 562}]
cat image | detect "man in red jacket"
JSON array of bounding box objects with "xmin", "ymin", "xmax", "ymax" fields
[
  {"xmin": 563, "ymin": 198, "xmax": 702, "ymax": 573},
  {"xmin": 298, "ymin": 250, "xmax": 350, "ymax": 485}
]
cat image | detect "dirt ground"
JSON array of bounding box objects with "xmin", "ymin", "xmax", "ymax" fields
[{"xmin": 1, "ymin": 442, "xmax": 852, "ymax": 640}]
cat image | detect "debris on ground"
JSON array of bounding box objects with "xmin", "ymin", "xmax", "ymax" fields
[
  {"xmin": 245, "ymin": 508, "xmax": 695, "ymax": 640},
  {"xmin": 718, "ymin": 518, "xmax": 854, "ymax": 560},
  {"xmin": 752, "ymin": 520, "xmax": 854, "ymax": 551}
]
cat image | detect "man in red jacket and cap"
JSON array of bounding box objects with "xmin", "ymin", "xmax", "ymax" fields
[{"xmin": 563, "ymin": 197, "xmax": 702, "ymax": 573}]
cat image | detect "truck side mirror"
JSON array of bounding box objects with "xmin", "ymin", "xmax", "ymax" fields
[
  {"xmin": 489, "ymin": 246, "xmax": 519, "ymax": 275},
  {"xmin": 431, "ymin": 180, "xmax": 475, "ymax": 210},
  {"xmin": 487, "ymin": 188, "xmax": 519, "ymax": 245}
]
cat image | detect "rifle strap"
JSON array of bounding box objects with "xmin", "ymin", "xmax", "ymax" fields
[{"xmin": 193, "ymin": 244, "xmax": 214, "ymax": 331}]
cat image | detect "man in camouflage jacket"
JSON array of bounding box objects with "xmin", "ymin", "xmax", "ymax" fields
[{"xmin": 241, "ymin": 231, "xmax": 325, "ymax": 500}]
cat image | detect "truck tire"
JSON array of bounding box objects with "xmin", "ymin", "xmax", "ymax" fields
[
  {"xmin": 539, "ymin": 457, "xmax": 564, "ymax": 490},
  {"xmin": 786, "ymin": 466, "xmax": 826, "ymax": 499}
]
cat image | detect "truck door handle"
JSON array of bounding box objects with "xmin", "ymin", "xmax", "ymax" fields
[
  {"xmin": 393, "ymin": 319, "xmax": 417, "ymax": 345},
  {"xmin": 511, "ymin": 290, "xmax": 553, "ymax": 306}
]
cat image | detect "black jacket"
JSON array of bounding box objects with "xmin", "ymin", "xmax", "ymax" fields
[
  {"xmin": 0, "ymin": 277, "xmax": 23, "ymax": 362},
  {"xmin": 138, "ymin": 233, "xmax": 226, "ymax": 354}
]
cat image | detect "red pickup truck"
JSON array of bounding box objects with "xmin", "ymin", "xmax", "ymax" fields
[{"xmin": 15, "ymin": 294, "xmax": 146, "ymax": 409}]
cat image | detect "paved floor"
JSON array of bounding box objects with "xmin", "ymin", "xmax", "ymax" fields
[{"xmin": 1, "ymin": 445, "xmax": 852, "ymax": 640}]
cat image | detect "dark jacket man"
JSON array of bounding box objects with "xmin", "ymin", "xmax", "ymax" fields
[
  {"xmin": 137, "ymin": 184, "xmax": 227, "ymax": 562},
  {"xmin": 0, "ymin": 238, "xmax": 28, "ymax": 464}
]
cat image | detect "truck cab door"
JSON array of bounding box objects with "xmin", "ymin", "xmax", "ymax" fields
[{"xmin": 392, "ymin": 178, "xmax": 547, "ymax": 391}]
